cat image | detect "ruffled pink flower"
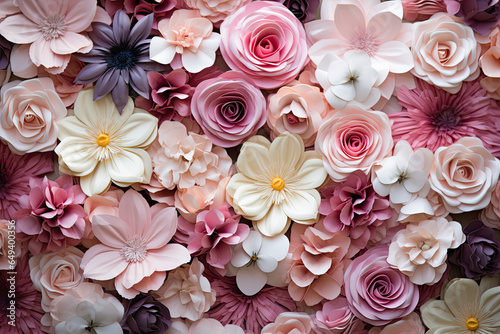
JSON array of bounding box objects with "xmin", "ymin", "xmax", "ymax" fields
[
  {"xmin": 368, "ymin": 313, "xmax": 425, "ymax": 334},
  {"xmin": 261, "ymin": 312, "xmax": 314, "ymax": 334},
  {"xmin": 186, "ymin": 206, "xmax": 249, "ymax": 269},
  {"xmin": 0, "ymin": 142, "xmax": 53, "ymax": 220},
  {"xmin": 0, "ymin": 0, "xmax": 110, "ymax": 74},
  {"xmin": 313, "ymin": 297, "xmax": 366, "ymax": 334},
  {"xmin": 80, "ymin": 189, "xmax": 191, "ymax": 299},
  {"xmin": 153, "ymin": 258, "xmax": 215, "ymax": 321},
  {"xmin": 288, "ymin": 222, "xmax": 351, "ymax": 306},
  {"xmin": 401, "ymin": 0, "xmax": 447, "ymax": 21},
  {"xmin": 123, "ymin": 0, "xmax": 186, "ymax": 30},
  {"xmin": 220, "ymin": 1, "xmax": 309, "ymax": 89},
  {"xmin": 15, "ymin": 175, "xmax": 87, "ymax": 255},
  {"xmin": 319, "ymin": 171, "xmax": 392, "ymax": 250},
  {"xmin": 344, "ymin": 245, "xmax": 419, "ymax": 326},
  {"xmin": 391, "ymin": 78, "xmax": 500, "ymax": 158}
]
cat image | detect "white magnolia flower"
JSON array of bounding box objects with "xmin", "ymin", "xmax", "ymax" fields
[
  {"xmin": 315, "ymin": 50, "xmax": 380, "ymax": 110},
  {"xmin": 150, "ymin": 9, "xmax": 221, "ymax": 73},
  {"xmin": 230, "ymin": 230, "xmax": 289, "ymax": 296},
  {"xmin": 226, "ymin": 132, "xmax": 328, "ymax": 237},
  {"xmin": 55, "ymin": 88, "xmax": 158, "ymax": 196}
]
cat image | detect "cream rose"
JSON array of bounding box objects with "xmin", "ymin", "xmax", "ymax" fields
[
  {"xmin": 411, "ymin": 13, "xmax": 480, "ymax": 94},
  {"xmin": 429, "ymin": 137, "xmax": 500, "ymax": 213},
  {"xmin": 0, "ymin": 78, "xmax": 67, "ymax": 154},
  {"xmin": 29, "ymin": 246, "xmax": 85, "ymax": 312}
]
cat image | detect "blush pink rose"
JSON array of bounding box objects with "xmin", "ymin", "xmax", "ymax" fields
[
  {"xmin": 184, "ymin": 0, "xmax": 251, "ymax": 26},
  {"xmin": 315, "ymin": 106, "xmax": 393, "ymax": 182},
  {"xmin": 429, "ymin": 136, "xmax": 500, "ymax": 213},
  {"xmin": 344, "ymin": 245, "xmax": 419, "ymax": 326},
  {"xmin": 191, "ymin": 71, "xmax": 267, "ymax": 148},
  {"xmin": 0, "ymin": 78, "xmax": 67, "ymax": 154},
  {"xmin": 220, "ymin": 1, "xmax": 309, "ymax": 89},
  {"xmin": 261, "ymin": 312, "xmax": 314, "ymax": 334},
  {"xmin": 313, "ymin": 297, "xmax": 366, "ymax": 334},
  {"xmin": 368, "ymin": 313, "xmax": 425, "ymax": 334}
]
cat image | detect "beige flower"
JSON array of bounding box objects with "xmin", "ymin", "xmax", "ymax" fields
[
  {"xmin": 0, "ymin": 219, "xmax": 19, "ymax": 270},
  {"xmin": 183, "ymin": 0, "xmax": 251, "ymax": 26}
]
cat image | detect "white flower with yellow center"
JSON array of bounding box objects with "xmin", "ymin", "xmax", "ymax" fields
[
  {"xmin": 55, "ymin": 88, "xmax": 158, "ymax": 196},
  {"xmin": 226, "ymin": 132, "xmax": 328, "ymax": 236}
]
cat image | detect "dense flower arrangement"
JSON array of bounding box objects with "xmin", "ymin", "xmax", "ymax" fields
[{"xmin": 1, "ymin": 0, "xmax": 500, "ymax": 333}]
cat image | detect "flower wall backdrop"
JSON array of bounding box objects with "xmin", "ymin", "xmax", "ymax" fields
[{"xmin": 0, "ymin": 0, "xmax": 500, "ymax": 333}]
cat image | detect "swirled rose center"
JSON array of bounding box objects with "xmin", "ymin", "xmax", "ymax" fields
[
  {"xmin": 39, "ymin": 14, "xmax": 67, "ymax": 40},
  {"xmin": 121, "ymin": 236, "xmax": 147, "ymax": 263},
  {"xmin": 456, "ymin": 163, "xmax": 474, "ymax": 180},
  {"xmin": 437, "ymin": 45, "xmax": 451, "ymax": 63}
]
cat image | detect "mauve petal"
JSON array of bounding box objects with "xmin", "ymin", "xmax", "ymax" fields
[
  {"xmin": 129, "ymin": 66, "xmax": 149, "ymax": 98},
  {"xmin": 113, "ymin": 10, "xmax": 131, "ymax": 44},
  {"xmin": 93, "ymin": 68, "xmax": 120, "ymax": 100},
  {"xmin": 75, "ymin": 63, "xmax": 108, "ymax": 84},
  {"xmin": 111, "ymin": 76, "xmax": 129, "ymax": 113},
  {"xmin": 88, "ymin": 22, "xmax": 115, "ymax": 47},
  {"xmin": 128, "ymin": 14, "xmax": 153, "ymax": 46}
]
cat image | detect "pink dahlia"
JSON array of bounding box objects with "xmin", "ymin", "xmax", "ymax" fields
[
  {"xmin": 319, "ymin": 171, "xmax": 392, "ymax": 250},
  {"xmin": 206, "ymin": 266, "xmax": 297, "ymax": 334},
  {"xmin": 0, "ymin": 256, "xmax": 44, "ymax": 334},
  {"xmin": 0, "ymin": 142, "xmax": 53, "ymax": 220},
  {"xmin": 391, "ymin": 78, "xmax": 500, "ymax": 157},
  {"xmin": 15, "ymin": 175, "xmax": 87, "ymax": 255}
]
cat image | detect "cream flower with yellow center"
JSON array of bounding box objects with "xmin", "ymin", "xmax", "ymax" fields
[
  {"xmin": 55, "ymin": 88, "xmax": 158, "ymax": 196},
  {"xmin": 226, "ymin": 132, "xmax": 328, "ymax": 236}
]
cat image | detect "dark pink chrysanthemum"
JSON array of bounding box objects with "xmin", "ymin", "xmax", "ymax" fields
[
  {"xmin": 205, "ymin": 266, "xmax": 297, "ymax": 334},
  {"xmin": 391, "ymin": 78, "xmax": 500, "ymax": 158},
  {"xmin": 0, "ymin": 142, "xmax": 53, "ymax": 220},
  {"xmin": 0, "ymin": 256, "xmax": 44, "ymax": 334}
]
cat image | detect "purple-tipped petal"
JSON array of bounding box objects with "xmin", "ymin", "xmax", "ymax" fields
[
  {"xmin": 93, "ymin": 68, "xmax": 120, "ymax": 101},
  {"xmin": 129, "ymin": 66, "xmax": 149, "ymax": 99},
  {"xmin": 112, "ymin": 10, "xmax": 131, "ymax": 44},
  {"xmin": 111, "ymin": 76, "xmax": 129, "ymax": 113},
  {"xmin": 128, "ymin": 14, "xmax": 153, "ymax": 46}
]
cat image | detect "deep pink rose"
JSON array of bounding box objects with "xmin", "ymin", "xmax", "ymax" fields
[
  {"xmin": 220, "ymin": 1, "xmax": 309, "ymax": 89},
  {"xmin": 344, "ymin": 245, "xmax": 419, "ymax": 326},
  {"xmin": 191, "ymin": 71, "xmax": 267, "ymax": 147}
]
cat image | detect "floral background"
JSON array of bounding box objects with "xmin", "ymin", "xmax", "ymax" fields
[{"xmin": 0, "ymin": 0, "xmax": 500, "ymax": 333}]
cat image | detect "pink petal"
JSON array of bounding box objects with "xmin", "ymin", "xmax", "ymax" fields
[
  {"xmin": 29, "ymin": 37, "xmax": 68, "ymax": 68},
  {"xmin": 147, "ymin": 244, "xmax": 191, "ymax": 272},
  {"xmin": 118, "ymin": 189, "xmax": 151, "ymax": 236},
  {"xmin": 50, "ymin": 32, "xmax": 92, "ymax": 55},
  {"xmin": 81, "ymin": 244, "xmax": 128, "ymax": 281},
  {"xmin": 0, "ymin": 14, "xmax": 41, "ymax": 44},
  {"xmin": 144, "ymin": 206, "xmax": 177, "ymax": 249},
  {"xmin": 64, "ymin": 0, "xmax": 97, "ymax": 32},
  {"xmin": 91, "ymin": 214, "xmax": 131, "ymax": 248},
  {"xmin": 120, "ymin": 259, "xmax": 157, "ymax": 289},
  {"xmin": 301, "ymin": 252, "xmax": 333, "ymax": 276},
  {"xmin": 334, "ymin": 4, "xmax": 366, "ymax": 41}
]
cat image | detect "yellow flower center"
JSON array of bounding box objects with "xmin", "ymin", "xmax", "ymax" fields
[
  {"xmin": 271, "ymin": 177, "xmax": 285, "ymax": 191},
  {"xmin": 251, "ymin": 254, "xmax": 258, "ymax": 262},
  {"xmin": 466, "ymin": 318, "xmax": 479, "ymax": 331},
  {"xmin": 96, "ymin": 134, "xmax": 110, "ymax": 147}
]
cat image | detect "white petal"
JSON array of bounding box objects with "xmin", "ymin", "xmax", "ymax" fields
[
  {"xmin": 403, "ymin": 170, "xmax": 427, "ymax": 193},
  {"xmin": 235, "ymin": 265, "xmax": 268, "ymax": 296},
  {"xmin": 330, "ymin": 82, "xmax": 356, "ymax": 101},
  {"xmin": 375, "ymin": 157, "xmax": 401, "ymax": 184},
  {"xmin": 259, "ymin": 234, "xmax": 289, "ymax": 262},
  {"xmin": 231, "ymin": 243, "xmax": 251, "ymax": 268},
  {"xmin": 256, "ymin": 254, "xmax": 278, "ymax": 273},
  {"xmin": 389, "ymin": 182, "xmax": 412, "ymax": 204},
  {"xmin": 79, "ymin": 162, "xmax": 112, "ymax": 196},
  {"xmin": 118, "ymin": 113, "xmax": 158, "ymax": 148},
  {"xmin": 55, "ymin": 137, "xmax": 98, "ymax": 176},
  {"xmin": 149, "ymin": 37, "xmax": 176, "ymax": 65},
  {"xmin": 105, "ymin": 149, "xmax": 151, "ymax": 186},
  {"xmin": 254, "ymin": 204, "xmax": 290, "ymax": 237},
  {"xmin": 243, "ymin": 230, "xmax": 262, "ymax": 255},
  {"xmin": 400, "ymin": 196, "xmax": 434, "ymax": 216},
  {"xmin": 282, "ymin": 190, "xmax": 320, "ymax": 222}
]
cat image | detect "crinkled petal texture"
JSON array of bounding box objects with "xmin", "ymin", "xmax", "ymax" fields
[
  {"xmin": 429, "ymin": 137, "xmax": 500, "ymax": 214},
  {"xmin": 315, "ymin": 106, "xmax": 393, "ymax": 182},
  {"xmin": 226, "ymin": 132, "xmax": 327, "ymax": 237},
  {"xmin": 55, "ymin": 88, "xmax": 158, "ymax": 196},
  {"xmin": 81, "ymin": 189, "xmax": 190, "ymax": 299},
  {"xmin": 220, "ymin": 1, "xmax": 309, "ymax": 89}
]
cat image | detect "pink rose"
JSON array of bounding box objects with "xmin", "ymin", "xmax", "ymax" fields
[
  {"xmin": 344, "ymin": 245, "xmax": 419, "ymax": 326},
  {"xmin": 315, "ymin": 107, "xmax": 393, "ymax": 182},
  {"xmin": 220, "ymin": 1, "xmax": 309, "ymax": 89},
  {"xmin": 368, "ymin": 313, "xmax": 425, "ymax": 334},
  {"xmin": 0, "ymin": 78, "xmax": 66, "ymax": 154},
  {"xmin": 191, "ymin": 71, "xmax": 267, "ymax": 147},
  {"xmin": 411, "ymin": 13, "xmax": 480, "ymax": 93},
  {"xmin": 184, "ymin": 0, "xmax": 251, "ymax": 26},
  {"xmin": 261, "ymin": 312, "xmax": 314, "ymax": 334},
  {"xmin": 429, "ymin": 137, "xmax": 500, "ymax": 213},
  {"xmin": 313, "ymin": 297, "xmax": 366, "ymax": 334}
]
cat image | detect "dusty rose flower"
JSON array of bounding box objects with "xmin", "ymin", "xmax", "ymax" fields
[
  {"xmin": 120, "ymin": 294, "xmax": 172, "ymax": 334},
  {"xmin": 191, "ymin": 71, "xmax": 267, "ymax": 147},
  {"xmin": 28, "ymin": 246, "xmax": 85, "ymax": 312},
  {"xmin": 267, "ymin": 83, "xmax": 332, "ymax": 147},
  {"xmin": 288, "ymin": 223, "xmax": 351, "ymax": 306},
  {"xmin": 184, "ymin": 0, "xmax": 251, "ymax": 26},
  {"xmin": 444, "ymin": 0, "xmax": 500, "ymax": 35},
  {"xmin": 123, "ymin": 0, "xmax": 185, "ymax": 30},
  {"xmin": 429, "ymin": 137, "xmax": 500, "ymax": 213},
  {"xmin": 411, "ymin": 13, "xmax": 480, "ymax": 93},
  {"xmin": 315, "ymin": 106, "xmax": 393, "ymax": 182},
  {"xmin": 220, "ymin": 1, "xmax": 309, "ymax": 89},
  {"xmin": 15, "ymin": 175, "xmax": 87, "ymax": 255},
  {"xmin": 387, "ymin": 217, "xmax": 465, "ymax": 285},
  {"xmin": 0, "ymin": 219, "xmax": 19, "ymax": 270},
  {"xmin": 313, "ymin": 297, "xmax": 366, "ymax": 334},
  {"xmin": 344, "ymin": 245, "xmax": 419, "ymax": 326},
  {"xmin": 277, "ymin": 0, "xmax": 320, "ymax": 22},
  {"xmin": 368, "ymin": 313, "xmax": 425, "ymax": 334},
  {"xmin": 261, "ymin": 312, "xmax": 314, "ymax": 334},
  {"xmin": 0, "ymin": 78, "xmax": 66, "ymax": 154},
  {"xmin": 481, "ymin": 175, "xmax": 500, "ymax": 229},
  {"xmin": 0, "ymin": 36, "xmax": 11, "ymax": 71},
  {"xmin": 153, "ymin": 258, "xmax": 215, "ymax": 321},
  {"xmin": 319, "ymin": 171, "xmax": 392, "ymax": 250},
  {"xmin": 167, "ymin": 318, "xmax": 245, "ymax": 334},
  {"xmin": 402, "ymin": 0, "xmax": 447, "ymax": 21}
]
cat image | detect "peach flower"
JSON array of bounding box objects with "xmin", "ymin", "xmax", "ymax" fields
[
  {"xmin": 166, "ymin": 318, "xmax": 246, "ymax": 334},
  {"xmin": 184, "ymin": 0, "xmax": 251, "ymax": 26},
  {"xmin": 0, "ymin": 219, "xmax": 19, "ymax": 270},
  {"xmin": 411, "ymin": 13, "xmax": 480, "ymax": 93},
  {"xmin": 387, "ymin": 217, "xmax": 465, "ymax": 285},
  {"xmin": 315, "ymin": 106, "xmax": 393, "ymax": 182},
  {"xmin": 480, "ymin": 27, "xmax": 500, "ymax": 79},
  {"xmin": 266, "ymin": 83, "xmax": 333, "ymax": 147},
  {"xmin": 0, "ymin": 78, "xmax": 66, "ymax": 154},
  {"xmin": 429, "ymin": 137, "xmax": 500, "ymax": 213},
  {"xmin": 481, "ymin": 176, "xmax": 500, "ymax": 229},
  {"xmin": 261, "ymin": 312, "xmax": 314, "ymax": 334},
  {"xmin": 368, "ymin": 313, "xmax": 425, "ymax": 334},
  {"xmin": 153, "ymin": 258, "xmax": 215, "ymax": 321},
  {"xmin": 29, "ymin": 246, "xmax": 85, "ymax": 312}
]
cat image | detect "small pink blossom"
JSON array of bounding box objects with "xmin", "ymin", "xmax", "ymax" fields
[{"xmin": 313, "ymin": 297, "xmax": 366, "ymax": 334}]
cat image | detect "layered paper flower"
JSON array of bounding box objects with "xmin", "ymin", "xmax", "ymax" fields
[
  {"xmin": 261, "ymin": 312, "xmax": 314, "ymax": 334},
  {"xmin": 312, "ymin": 297, "xmax": 366, "ymax": 334},
  {"xmin": 150, "ymin": 9, "xmax": 221, "ymax": 73},
  {"xmin": 184, "ymin": 0, "xmax": 251, "ymax": 26},
  {"xmin": 80, "ymin": 189, "xmax": 191, "ymax": 298},
  {"xmin": 55, "ymin": 88, "xmax": 158, "ymax": 196},
  {"xmin": 421, "ymin": 278, "xmax": 500, "ymax": 334},
  {"xmin": 120, "ymin": 294, "xmax": 172, "ymax": 334},
  {"xmin": 226, "ymin": 132, "xmax": 328, "ymax": 236},
  {"xmin": 387, "ymin": 217, "xmax": 465, "ymax": 285}
]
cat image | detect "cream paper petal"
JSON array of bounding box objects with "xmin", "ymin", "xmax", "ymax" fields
[
  {"xmin": 236, "ymin": 141, "xmax": 273, "ymax": 181},
  {"xmin": 254, "ymin": 204, "xmax": 290, "ymax": 237},
  {"xmin": 232, "ymin": 183, "xmax": 272, "ymax": 221},
  {"xmin": 55, "ymin": 137, "xmax": 98, "ymax": 176},
  {"xmin": 444, "ymin": 279, "xmax": 481, "ymax": 318},
  {"xmin": 79, "ymin": 161, "xmax": 112, "ymax": 196},
  {"xmin": 117, "ymin": 113, "xmax": 158, "ymax": 148},
  {"xmin": 149, "ymin": 37, "xmax": 176, "ymax": 65},
  {"xmin": 106, "ymin": 148, "xmax": 152, "ymax": 186},
  {"xmin": 421, "ymin": 299, "xmax": 460, "ymax": 330},
  {"xmin": 282, "ymin": 189, "xmax": 320, "ymax": 222},
  {"xmin": 235, "ymin": 265, "xmax": 268, "ymax": 296},
  {"xmin": 269, "ymin": 132, "xmax": 304, "ymax": 179},
  {"xmin": 287, "ymin": 152, "xmax": 327, "ymax": 190}
]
